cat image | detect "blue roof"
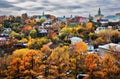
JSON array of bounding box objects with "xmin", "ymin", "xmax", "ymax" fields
[
  {"xmin": 105, "ymin": 15, "xmax": 119, "ymax": 20},
  {"xmin": 105, "ymin": 15, "xmax": 120, "ymax": 22},
  {"xmin": 57, "ymin": 17, "xmax": 66, "ymax": 21},
  {"xmin": 88, "ymin": 45, "xmax": 94, "ymax": 51},
  {"xmin": 35, "ymin": 17, "xmax": 40, "ymax": 21}
]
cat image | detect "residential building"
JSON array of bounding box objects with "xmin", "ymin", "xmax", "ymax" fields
[
  {"xmin": 38, "ymin": 29, "xmax": 48, "ymax": 37},
  {"xmin": 105, "ymin": 15, "xmax": 120, "ymax": 23},
  {"xmin": 57, "ymin": 16, "xmax": 66, "ymax": 22},
  {"xmin": 69, "ymin": 37, "xmax": 83, "ymax": 44},
  {"xmin": 98, "ymin": 43, "xmax": 120, "ymax": 57},
  {"xmin": 95, "ymin": 26, "xmax": 106, "ymax": 34},
  {"xmin": 78, "ymin": 16, "xmax": 87, "ymax": 23}
]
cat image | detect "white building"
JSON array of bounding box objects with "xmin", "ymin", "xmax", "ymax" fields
[
  {"xmin": 70, "ymin": 37, "xmax": 83, "ymax": 44},
  {"xmin": 98, "ymin": 43, "xmax": 120, "ymax": 52},
  {"xmin": 98, "ymin": 43, "xmax": 120, "ymax": 57}
]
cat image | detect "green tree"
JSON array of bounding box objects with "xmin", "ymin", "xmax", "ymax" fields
[
  {"xmin": 29, "ymin": 29, "xmax": 37, "ymax": 38},
  {"xmin": 0, "ymin": 24, "xmax": 4, "ymax": 33}
]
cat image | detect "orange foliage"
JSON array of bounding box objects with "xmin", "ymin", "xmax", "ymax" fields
[
  {"xmin": 25, "ymin": 19, "xmax": 36, "ymax": 25},
  {"xmin": 86, "ymin": 22, "xmax": 93, "ymax": 31},
  {"xmin": 22, "ymin": 25, "xmax": 32, "ymax": 32},
  {"xmin": 101, "ymin": 54, "xmax": 120, "ymax": 79},
  {"xmin": 74, "ymin": 41, "xmax": 88, "ymax": 54},
  {"xmin": 40, "ymin": 45, "xmax": 51, "ymax": 56},
  {"xmin": 85, "ymin": 54, "xmax": 100, "ymax": 71},
  {"xmin": 7, "ymin": 57, "xmax": 21, "ymax": 79}
]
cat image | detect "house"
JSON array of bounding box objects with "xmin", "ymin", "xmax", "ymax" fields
[
  {"xmin": 100, "ymin": 18, "xmax": 109, "ymax": 25},
  {"xmin": 98, "ymin": 43, "xmax": 120, "ymax": 57},
  {"xmin": 67, "ymin": 17, "xmax": 78, "ymax": 27},
  {"xmin": 98, "ymin": 43, "xmax": 120, "ymax": 52},
  {"xmin": 0, "ymin": 33, "xmax": 9, "ymax": 37},
  {"xmin": 0, "ymin": 33, "xmax": 9, "ymax": 46},
  {"xmin": 3, "ymin": 28, "xmax": 12, "ymax": 33},
  {"xmin": 42, "ymin": 20, "xmax": 52, "ymax": 28},
  {"xmin": 69, "ymin": 37, "xmax": 83, "ymax": 44},
  {"xmin": 0, "ymin": 37, "xmax": 7, "ymax": 47},
  {"xmin": 115, "ymin": 25, "xmax": 120, "ymax": 31},
  {"xmin": 95, "ymin": 26, "xmax": 106, "ymax": 34},
  {"xmin": 0, "ymin": 37, "xmax": 6, "ymax": 42},
  {"xmin": 38, "ymin": 29, "xmax": 48, "ymax": 37},
  {"xmin": 105, "ymin": 15, "xmax": 120, "ymax": 23},
  {"xmin": 35, "ymin": 16, "xmax": 40, "ymax": 22},
  {"xmin": 86, "ymin": 43, "xmax": 98, "ymax": 54},
  {"xmin": 13, "ymin": 42, "xmax": 27, "ymax": 48},
  {"xmin": 77, "ymin": 16, "xmax": 87, "ymax": 23},
  {"xmin": 88, "ymin": 45, "xmax": 94, "ymax": 51},
  {"xmin": 57, "ymin": 16, "xmax": 66, "ymax": 22}
]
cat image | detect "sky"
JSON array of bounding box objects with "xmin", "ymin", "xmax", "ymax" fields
[{"xmin": 0, "ymin": 0, "xmax": 120, "ymax": 17}]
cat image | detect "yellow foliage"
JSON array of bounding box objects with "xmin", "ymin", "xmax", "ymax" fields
[
  {"xmin": 27, "ymin": 38, "xmax": 35, "ymax": 48},
  {"xmin": 18, "ymin": 38, "xmax": 28, "ymax": 42},
  {"xmin": 13, "ymin": 48, "xmax": 30, "ymax": 58},
  {"xmin": 61, "ymin": 27, "xmax": 73, "ymax": 34}
]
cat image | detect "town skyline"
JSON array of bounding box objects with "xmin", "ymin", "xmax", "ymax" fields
[{"xmin": 0, "ymin": 0, "xmax": 120, "ymax": 17}]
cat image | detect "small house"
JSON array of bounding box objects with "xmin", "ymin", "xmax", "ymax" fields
[
  {"xmin": 98, "ymin": 43, "xmax": 120, "ymax": 57},
  {"xmin": 70, "ymin": 37, "xmax": 83, "ymax": 44},
  {"xmin": 95, "ymin": 26, "xmax": 106, "ymax": 34},
  {"xmin": 38, "ymin": 29, "xmax": 47, "ymax": 37}
]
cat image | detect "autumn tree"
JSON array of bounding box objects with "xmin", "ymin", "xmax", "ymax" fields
[
  {"xmin": 40, "ymin": 45, "xmax": 51, "ymax": 57},
  {"xmin": 21, "ymin": 50, "xmax": 43, "ymax": 79},
  {"xmin": 0, "ymin": 23, "xmax": 4, "ymax": 33},
  {"xmin": 4, "ymin": 49, "xmax": 30, "ymax": 78},
  {"xmin": 36, "ymin": 18, "xmax": 46, "ymax": 25},
  {"xmin": 69, "ymin": 41, "xmax": 88, "ymax": 78},
  {"xmin": 27, "ymin": 37, "xmax": 51, "ymax": 49},
  {"xmin": 0, "ymin": 54, "xmax": 11, "ymax": 78},
  {"xmin": 73, "ymin": 41, "xmax": 88, "ymax": 54},
  {"xmin": 97, "ymin": 30, "xmax": 112, "ymax": 42},
  {"xmin": 10, "ymin": 31, "xmax": 22, "ymax": 40},
  {"xmin": 6, "ymin": 57, "xmax": 22, "ymax": 79},
  {"xmin": 59, "ymin": 27, "xmax": 72, "ymax": 41},
  {"xmin": 111, "ymin": 30, "xmax": 120, "ymax": 43},
  {"xmin": 29, "ymin": 29, "xmax": 37, "ymax": 38},
  {"xmin": 101, "ymin": 54, "xmax": 120, "ymax": 79},
  {"xmin": 13, "ymin": 48, "xmax": 31, "ymax": 58},
  {"xmin": 46, "ymin": 46, "xmax": 70, "ymax": 79},
  {"xmin": 85, "ymin": 54, "xmax": 101, "ymax": 79},
  {"xmin": 86, "ymin": 22, "xmax": 94, "ymax": 31},
  {"xmin": 48, "ymin": 29, "xmax": 57, "ymax": 39},
  {"xmin": 5, "ymin": 49, "xmax": 44, "ymax": 79}
]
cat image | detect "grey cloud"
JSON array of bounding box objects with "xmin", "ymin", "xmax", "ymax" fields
[
  {"xmin": 1, "ymin": 0, "xmax": 120, "ymax": 17},
  {"xmin": 31, "ymin": 7, "xmax": 45, "ymax": 10},
  {"xmin": 0, "ymin": 0, "xmax": 14, "ymax": 8}
]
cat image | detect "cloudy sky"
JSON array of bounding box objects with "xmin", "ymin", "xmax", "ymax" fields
[{"xmin": 0, "ymin": 0, "xmax": 120, "ymax": 17}]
